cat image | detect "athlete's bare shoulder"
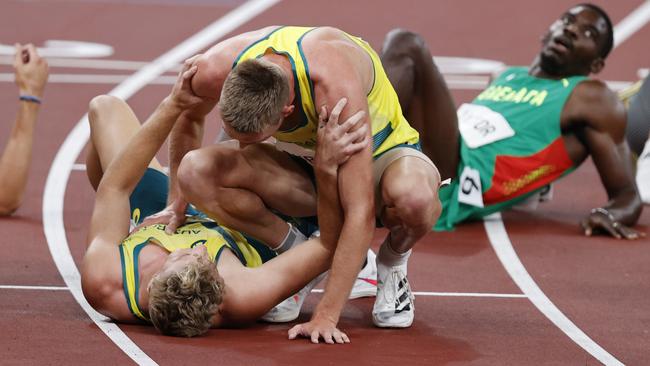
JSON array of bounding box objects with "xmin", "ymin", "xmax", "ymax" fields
[
  {"xmin": 565, "ymin": 78, "xmax": 626, "ymax": 138},
  {"xmin": 192, "ymin": 26, "xmax": 283, "ymax": 98},
  {"xmin": 300, "ymin": 27, "xmax": 374, "ymax": 93}
]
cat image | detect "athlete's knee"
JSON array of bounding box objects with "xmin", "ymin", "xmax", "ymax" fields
[
  {"xmin": 88, "ymin": 95, "xmax": 124, "ymax": 124},
  {"xmin": 383, "ymin": 179, "xmax": 439, "ymax": 230},
  {"xmin": 383, "ymin": 29, "xmax": 429, "ymax": 59},
  {"xmin": 178, "ymin": 147, "xmax": 239, "ymax": 199}
]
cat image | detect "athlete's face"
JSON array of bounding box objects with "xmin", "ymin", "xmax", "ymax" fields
[
  {"xmin": 222, "ymin": 117, "xmax": 282, "ymax": 146},
  {"xmin": 539, "ymin": 6, "xmax": 609, "ymax": 76}
]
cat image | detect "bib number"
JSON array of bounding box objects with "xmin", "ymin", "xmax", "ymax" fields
[
  {"xmin": 457, "ymin": 103, "xmax": 515, "ymax": 148},
  {"xmin": 457, "ymin": 166, "xmax": 484, "ymax": 207}
]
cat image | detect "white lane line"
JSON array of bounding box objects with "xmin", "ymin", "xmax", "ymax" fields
[
  {"xmin": 0, "ymin": 285, "xmax": 69, "ymax": 291},
  {"xmin": 0, "ymin": 73, "xmax": 178, "ymax": 85},
  {"xmin": 0, "ymin": 56, "xmax": 181, "ymax": 72},
  {"xmin": 310, "ymin": 289, "xmax": 526, "ymax": 298},
  {"xmin": 42, "ymin": 0, "xmax": 280, "ymax": 365},
  {"xmin": 484, "ymin": 214, "xmax": 623, "ymax": 366},
  {"xmin": 614, "ymin": 1, "xmax": 650, "ymax": 48}
]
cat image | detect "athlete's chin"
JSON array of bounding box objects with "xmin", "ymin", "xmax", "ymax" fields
[{"xmin": 539, "ymin": 52, "xmax": 568, "ymax": 76}]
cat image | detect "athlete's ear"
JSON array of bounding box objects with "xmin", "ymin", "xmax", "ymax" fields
[
  {"xmin": 590, "ymin": 58, "xmax": 605, "ymax": 74},
  {"xmin": 281, "ymin": 104, "xmax": 294, "ymax": 117}
]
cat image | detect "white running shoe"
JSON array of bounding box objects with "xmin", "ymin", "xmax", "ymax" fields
[
  {"xmin": 637, "ymin": 141, "xmax": 650, "ymax": 205},
  {"xmin": 349, "ymin": 249, "xmax": 378, "ymax": 299},
  {"xmin": 372, "ymin": 267, "xmax": 415, "ymax": 328},
  {"xmin": 260, "ymin": 272, "xmax": 326, "ymax": 323}
]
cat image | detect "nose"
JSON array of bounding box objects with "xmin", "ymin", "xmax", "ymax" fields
[{"xmin": 563, "ymin": 23, "xmax": 578, "ymax": 40}]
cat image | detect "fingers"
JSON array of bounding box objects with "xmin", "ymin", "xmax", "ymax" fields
[
  {"xmin": 318, "ymin": 106, "xmax": 328, "ymax": 129},
  {"xmin": 328, "ymin": 98, "xmax": 348, "ymax": 126},
  {"xmin": 310, "ymin": 330, "xmax": 320, "ymax": 344},
  {"xmin": 181, "ymin": 65, "xmax": 198, "ymax": 81},
  {"xmin": 25, "ymin": 44, "xmax": 38, "ymax": 63},
  {"xmin": 339, "ymin": 110, "xmax": 366, "ymax": 131},
  {"xmin": 287, "ymin": 325, "xmax": 302, "ymax": 340}
]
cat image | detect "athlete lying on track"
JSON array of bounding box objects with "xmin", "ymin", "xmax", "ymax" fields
[{"xmin": 80, "ymin": 61, "xmax": 368, "ymax": 339}]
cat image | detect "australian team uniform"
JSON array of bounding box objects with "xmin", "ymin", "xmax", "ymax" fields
[
  {"xmin": 233, "ymin": 26, "xmax": 430, "ymax": 176},
  {"xmin": 436, "ymin": 67, "xmax": 586, "ymax": 230},
  {"xmin": 120, "ymin": 168, "xmax": 276, "ymax": 322}
]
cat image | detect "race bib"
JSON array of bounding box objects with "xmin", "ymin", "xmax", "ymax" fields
[
  {"xmin": 457, "ymin": 166, "xmax": 484, "ymax": 207},
  {"xmin": 457, "ymin": 103, "xmax": 515, "ymax": 148}
]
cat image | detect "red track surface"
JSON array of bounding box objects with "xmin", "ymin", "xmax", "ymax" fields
[{"xmin": 1, "ymin": 0, "xmax": 649, "ymax": 364}]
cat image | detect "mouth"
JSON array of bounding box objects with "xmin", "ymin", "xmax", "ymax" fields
[{"xmin": 550, "ymin": 35, "xmax": 573, "ymax": 52}]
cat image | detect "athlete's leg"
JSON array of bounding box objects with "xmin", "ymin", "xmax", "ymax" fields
[
  {"xmin": 372, "ymin": 153, "xmax": 441, "ymax": 328},
  {"xmin": 381, "ymin": 29, "xmax": 460, "ymax": 179},
  {"xmin": 178, "ymin": 143, "xmax": 317, "ymax": 247},
  {"xmin": 86, "ymin": 95, "xmax": 164, "ymax": 190}
]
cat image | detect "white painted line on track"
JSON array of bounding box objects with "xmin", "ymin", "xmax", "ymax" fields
[
  {"xmin": 310, "ymin": 289, "xmax": 526, "ymax": 298},
  {"xmin": 0, "ymin": 73, "xmax": 178, "ymax": 85},
  {"xmin": 0, "ymin": 285, "xmax": 69, "ymax": 291},
  {"xmin": 614, "ymin": 1, "xmax": 650, "ymax": 48},
  {"xmin": 484, "ymin": 213, "xmax": 623, "ymax": 366},
  {"xmin": 0, "ymin": 56, "xmax": 181, "ymax": 72},
  {"xmin": 42, "ymin": 0, "xmax": 280, "ymax": 365}
]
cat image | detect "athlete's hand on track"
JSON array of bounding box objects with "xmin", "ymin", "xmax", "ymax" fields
[
  {"xmin": 135, "ymin": 199, "xmax": 188, "ymax": 235},
  {"xmin": 14, "ymin": 43, "xmax": 48, "ymax": 98},
  {"xmin": 581, "ymin": 208, "xmax": 645, "ymax": 240},
  {"xmin": 288, "ymin": 316, "xmax": 350, "ymax": 345},
  {"xmin": 315, "ymin": 97, "xmax": 369, "ymax": 173}
]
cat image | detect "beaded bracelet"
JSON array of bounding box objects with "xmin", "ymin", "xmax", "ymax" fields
[
  {"xmin": 591, "ymin": 207, "xmax": 616, "ymax": 222},
  {"xmin": 19, "ymin": 95, "xmax": 42, "ymax": 104}
]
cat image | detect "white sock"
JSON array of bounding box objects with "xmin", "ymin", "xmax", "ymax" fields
[
  {"xmin": 637, "ymin": 139, "xmax": 650, "ymax": 203},
  {"xmin": 376, "ymin": 238, "xmax": 411, "ymax": 282},
  {"xmin": 273, "ymin": 222, "xmax": 307, "ymax": 254}
]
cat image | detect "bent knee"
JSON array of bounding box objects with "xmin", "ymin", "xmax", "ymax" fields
[
  {"xmin": 384, "ymin": 29, "xmax": 429, "ymax": 56},
  {"xmin": 383, "ymin": 181, "xmax": 440, "ymax": 228},
  {"xmin": 178, "ymin": 147, "xmax": 241, "ymax": 198},
  {"xmin": 88, "ymin": 95, "xmax": 124, "ymax": 122}
]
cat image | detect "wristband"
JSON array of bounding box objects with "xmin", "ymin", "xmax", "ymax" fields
[{"xmin": 19, "ymin": 95, "xmax": 42, "ymax": 104}]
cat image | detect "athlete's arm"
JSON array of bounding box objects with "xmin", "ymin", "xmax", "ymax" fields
[
  {"xmin": 0, "ymin": 44, "xmax": 48, "ymax": 215},
  {"xmin": 81, "ymin": 63, "xmax": 206, "ymax": 319},
  {"xmin": 225, "ymin": 100, "xmax": 369, "ymax": 331},
  {"xmin": 572, "ymin": 81, "xmax": 643, "ymax": 239},
  {"xmin": 292, "ymin": 41, "xmax": 376, "ymax": 340}
]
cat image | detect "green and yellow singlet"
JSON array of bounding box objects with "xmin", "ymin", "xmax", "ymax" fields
[
  {"xmin": 119, "ymin": 216, "xmax": 275, "ymax": 321},
  {"xmin": 233, "ymin": 26, "xmax": 420, "ymax": 157}
]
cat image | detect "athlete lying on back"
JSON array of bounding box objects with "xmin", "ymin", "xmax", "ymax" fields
[{"xmin": 80, "ymin": 61, "xmax": 368, "ymax": 338}]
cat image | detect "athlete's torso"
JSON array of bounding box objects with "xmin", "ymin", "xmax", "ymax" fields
[
  {"xmin": 436, "ymin": 67, "xmax": 586, "ymax": 230},
  {"xmin": 232, "ymin": 26, "xmax": 420, "ymax": 157},
  {"xmin": 119, "ymin": 216, "xmax": 274, "ymax": 321}
]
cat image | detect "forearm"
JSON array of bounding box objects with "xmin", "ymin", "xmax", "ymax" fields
[
  {"xmin": 314, "ymin": 165, "xmax": 343, "ymax": 248},
  {"xmin": 313, "ymin": 213, "xmax": 374, "ymax": 323},
  {"xmin": 0, "ymin": 102, "xmax": 40, "ymax": 214},
  {"xmin": 168, "ymin": 113, "xmax": 204, "ymax": 203},
  {"xmin": 100, "ymin": 98, "xmax": 182, "ymax": 193}
]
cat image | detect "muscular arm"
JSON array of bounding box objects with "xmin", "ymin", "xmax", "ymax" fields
[
  {"xmin": 570, "ymin": 81, "xmax": 642, "ymax": 236},
  {"xmin": 309, "ymin": 45, "xmax": 376, "ymax": 326}
]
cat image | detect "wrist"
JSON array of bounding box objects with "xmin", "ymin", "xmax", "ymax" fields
[{"xmin": 19, "ymin": 95, "xmax": 42, "ymax": 105}]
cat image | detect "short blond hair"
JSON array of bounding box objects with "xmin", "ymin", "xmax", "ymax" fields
[
  {"xmin": 148, "ymin": 258, "xmax": 224, "ymax": 337},
  {"xmin": 218, "ymin": 58, "xmax": 290, "ymax": 133}
]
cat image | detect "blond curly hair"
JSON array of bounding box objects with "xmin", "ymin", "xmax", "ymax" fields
[{"xmin": 148, "ymin": 257, "xmax": 225, "ymax": 337}]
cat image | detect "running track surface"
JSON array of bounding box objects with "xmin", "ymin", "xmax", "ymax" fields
[{"xmin": 0, "ymin": 0, "xmax": 649, "ymax": 365}]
